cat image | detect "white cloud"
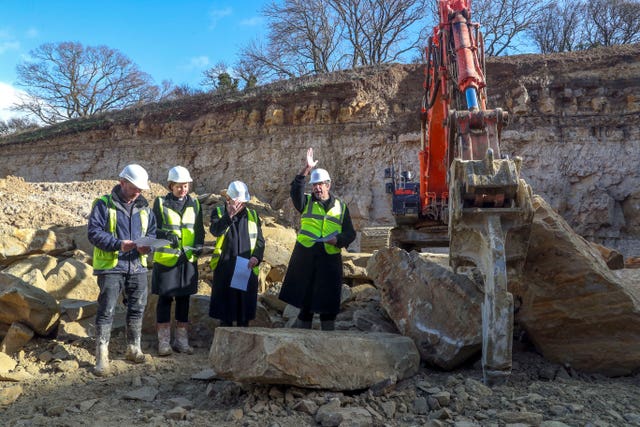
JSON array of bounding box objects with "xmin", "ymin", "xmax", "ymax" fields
[
  {"xmin": 0, "ymin": 82, "xmax": 26, "ymax": 122},
  {"xmin": 240, "ymin": 16, "xmax": 263, "ymax": 27},
  {"xmin": 0, "ymin": 40, "xmax": 20, "ymax": 55},
  {"xmin": 186, "ymin": 55, "xmax": 210, "ymax": 70},
  {"xmin": 208, "ymin": 7, "xmax": 232, "ymax": 30},
  {"xmin": 25, "ymin": 27, "xmax": 39, "ymax": 38}
]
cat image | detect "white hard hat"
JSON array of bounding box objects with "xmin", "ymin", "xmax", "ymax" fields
[
  {"xmin": 119, "ymin": 164, "xmax": 149, "ymax": 190},
  {"xmin": 309, "ymin": 168, "xmax": 331, "ymax": 184},
  {"xmin": 224, "ymin": 180, "xmax": 250, "ymax": 202},
  {"xmin": 167, "ymin": 165, "xmax": 192, "ymax": 183}
]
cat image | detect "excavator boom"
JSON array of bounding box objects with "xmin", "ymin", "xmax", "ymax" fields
[{"xmin": 385, "ymin": 0, "xmax": 534, "ymax": 385}]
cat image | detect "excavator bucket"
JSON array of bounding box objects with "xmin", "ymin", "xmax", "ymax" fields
[{"xmin": 448, "ymin": 151, "xmax": 534, "ymax": 384}]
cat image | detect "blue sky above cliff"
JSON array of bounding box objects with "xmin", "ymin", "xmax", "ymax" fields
[{"xmin": 0, "ymin": 0, "xmax": 269, "ymax": 121}]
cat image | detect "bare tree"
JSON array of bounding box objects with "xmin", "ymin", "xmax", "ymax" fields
[
  {"xmin": 201, "ymin": 62, "xmax": 240, "ymax": 94},
  {"xmin": 14, "ymin": 42, "xmax": 160, "ymax": 124},
  {"xmin": 583, "ymin": 0, "xmax": 640, "ymax": 47},
  {"xmin": 238, "ymin": 0, "xmax": 342, "ymax": 80},
  {"xmin": 529, "ymin": 1, "xmax": 584, "ymax": 53},
  {"xmin": 237, "ymin": 0, "xmax": 428, "ymax": 81},
  {"xmin": 0, "ymin": 117, "xmax": 40, "ymax": 136},
  {"xmin": 472, "ymin": 0, "xmax": 551, "ymax": 56},
  {"xmin": 328, "ymin": 0, "xmax": 428, "ymax": 67}
]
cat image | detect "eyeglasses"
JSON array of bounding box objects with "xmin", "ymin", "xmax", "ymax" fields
[{"xmin": 311, "ymin": 182, "xmax": 329, "ymax": 187}]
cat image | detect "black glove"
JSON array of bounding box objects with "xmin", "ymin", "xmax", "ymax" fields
[
  {"xmin": 192, "ymin": 247, "xmax": 203, "ymax": 256},
  {"xmin": 167, "ymin": 234, "xmax": 180, "ymax": 248}
]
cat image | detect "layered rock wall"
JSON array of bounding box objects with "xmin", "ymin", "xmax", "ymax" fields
[{"xmin": 1, "ymin": 45, "xmax": 639, "ymax": 254}]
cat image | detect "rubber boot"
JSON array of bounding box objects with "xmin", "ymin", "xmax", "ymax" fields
[
  {"xmin": 293, "ymin": 318, "xmax": 313, "ymax": 329},
  {"xmin": 173, "ymin": 322, "xmax": 194, "ymax": 354},
  {"xmin": 320, "ymin": 320, "xmax": 335, "ymax": 331},
  {"xmin": 94, "ymin": 324, "xmax": 111, "ymax": 376},
  {"xmin": 157, "ymin": 323, "xmax": 173, "ymax": 356},
  {"xmin": 125, "ymin": 321, "xmax": 146, "ymax": 363}
]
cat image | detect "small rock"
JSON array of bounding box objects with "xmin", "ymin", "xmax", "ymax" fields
[
  {"xmin": 166, "ymin": 406, "xmax": 187, "ymax": 420},
  {"xmin": 0, "ymin": 384, "xmax": 23, "ymax": 405},
  {"xmin": 122, "ymin": 386, "xmax": 158, "ymax": 402},
  {"xmin": 293, "ymin": 399, "xmax": 319, "ymax": 415}
]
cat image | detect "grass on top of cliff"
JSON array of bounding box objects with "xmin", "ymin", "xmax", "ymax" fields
[{"xmin": 0, "ymin": 63, "xmax": 400, "ymax": 146}]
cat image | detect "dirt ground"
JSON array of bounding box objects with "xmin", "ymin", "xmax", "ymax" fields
[
  {"xmin": 2, "ymin": 333, "xmax": 640, "ymax": 427},
  {"xmin": 2, "ymin": 176, "xmax": 640, "ymax": 426}
]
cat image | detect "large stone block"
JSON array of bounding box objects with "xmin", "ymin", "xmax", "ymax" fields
[
  {"xmin": 0, "ymin": 272, "xmax": 60, "ymax": 336},
  {"xmin": 209, "ymin": 327, "xmax": 419, "ymax": 390},
  {"xmin": 514, "ymin": 196, "xmax": 640, "ymax": 376},
  {"xmin": 368, "ymin": 247, "xmax": 483, "ymax": 370}
]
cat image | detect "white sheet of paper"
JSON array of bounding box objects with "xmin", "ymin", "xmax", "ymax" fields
[
  {"xmin": 133, "ymin": 237, "xmax": 172, "ymax": 249},
  {"xmin": 230, "ymin": 256, "xmax": 251, "ymax": 291}
]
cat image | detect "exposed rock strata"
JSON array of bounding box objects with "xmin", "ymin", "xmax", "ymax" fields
[{"xmin": 1, "ymin": 45, "xmax": 639, "ymax": 255}]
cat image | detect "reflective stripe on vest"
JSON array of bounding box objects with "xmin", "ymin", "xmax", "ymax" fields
[
  {"xmin": 209, "ymin": 206, "xmax": 259, "ymax": 275},
  {"xmin": 153, "ymin": 197, "xmax": 200, "ymax": 267},
  {"xmin": 296, "ymin": 194, "xmax": 344, "ymax": 254},
  {"xmin": 92, "ymin": 195, "xmax": 149, "ymax": 270}
]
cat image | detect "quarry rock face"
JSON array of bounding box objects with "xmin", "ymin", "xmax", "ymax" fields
[{"xmin": 1, "ymin": 45, "xmax": 639, "ymax": 256}]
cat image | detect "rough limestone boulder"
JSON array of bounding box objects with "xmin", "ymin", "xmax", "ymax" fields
[
  {"xmin": 0, "ymin": 227, "xmax": 74, "ymax": 266},
  {"xmin": 209, "ymin": 327, "xmax": 420, "ymax": 390},
  {"xmin": 44, "ymin": 257, "xmax": 99, "ymax": 301},
  {"xmin": 0, "ymin": 272, "xmax": 60, "ymax": 336},
  {"xmin": 513, "ymin": 195, "xmax": 640, "ymax": 376},
  {"xmin": 367, "ymin": 248, "xmax": 483, "ymax": 370}
]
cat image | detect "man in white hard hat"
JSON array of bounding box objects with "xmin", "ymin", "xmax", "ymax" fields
[
  {"xmin": 279, "ymin": 148, "xmax": 356, "ymax": 331},
  {"xmin": 87, "ymin": 163, "xmax": 157, "ymax": 376}
]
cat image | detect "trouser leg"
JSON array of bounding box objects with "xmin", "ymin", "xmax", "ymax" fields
[
  {"xmin": 94, "ymin": 274, "xmax": 122, "ymax": 375},
  {"xmin": 124, "ymin": 273, "xmax": 148, "ymax": 363},
  {"xmin": 320, "ymin": 313, "xmax": 337, "ymax": 331}
]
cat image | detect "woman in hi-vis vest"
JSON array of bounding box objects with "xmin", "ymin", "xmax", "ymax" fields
[
  {"xmin": 152, "ymin": 166, "xmax": 204, "ymax": 356},
  {"xmin": 209, "ymin": 181, "xmax": 265, "ymax": 327}
]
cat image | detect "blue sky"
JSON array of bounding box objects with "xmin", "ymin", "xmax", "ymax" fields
[{"xmin": 0, "ymin": 0, "xmax": 269, "ymax": 121}]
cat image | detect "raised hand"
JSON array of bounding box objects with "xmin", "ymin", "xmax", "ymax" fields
[{"xmin": 306, "ymin": 147, "xmax": 318, "ymax": 169}]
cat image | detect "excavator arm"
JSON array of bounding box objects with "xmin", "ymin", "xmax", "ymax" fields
[{"xmin": 386, "ymin": 0, "xmax": 534, "ymax": 385}]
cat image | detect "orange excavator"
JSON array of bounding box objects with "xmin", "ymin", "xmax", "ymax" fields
[{"xmin": 385, "ymin": 0, "xmax": 534, "ymax": 384}]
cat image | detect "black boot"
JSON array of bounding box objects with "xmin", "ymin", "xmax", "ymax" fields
[
  {"xmin": 293, "ymin": 318, "xmax": 312, "ymax": 329},
  {"xmin": 320, "ymin": 320, "xmax": 335, "ymax": 331}
]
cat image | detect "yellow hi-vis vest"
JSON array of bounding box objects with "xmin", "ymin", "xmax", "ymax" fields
[
  {"xmin": 209, "ymin": 206, "xmax": 259, "ymax": 275},
  {"xmin": 153, "ymin": 197, "xmax": 201, "ymax": 267},
  {"xmin": 296, "ymin": 195, "xmax": 345, "ymax": 254},
  {"xmin": 92, "ymin": 195, "xmax": 149, "ymax": 270}
]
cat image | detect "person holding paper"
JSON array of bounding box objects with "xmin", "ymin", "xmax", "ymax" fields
[
  {"xmin": 87, "ymin": 164, "xmax": 157, "ymax": 376},
  {"xmin": 209, "ymin": 181, "xmax": 265, "ymax": 327},
  {"xmin": 152, "ymin": 166, "xmax": 204, "ymax": 356},
  {"xmin": 278, "ymin": 148, "xmax": 356, "ymax": 331}
]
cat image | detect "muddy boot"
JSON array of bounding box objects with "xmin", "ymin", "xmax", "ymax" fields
[
  {"xmin": 157, "ymin": 323, "xmax": 173, "ymax": 356},
  {"xmin": 173, "ymin": 322, "xmax": 194, "ymax": 354},
  {"xmin": 125, "ymin": 321, "xmax": 146, "ymax": 364},
  {"xmin": 320, "ymin": 320, "xmax": 335, "ymax": 331},
  {"xmin": 94, "ymin": 325, "xmax": 111, "ymax": 376},
  {"xmin": 293, "ymin": 318, "xmax": 313, "ymax": 329}
]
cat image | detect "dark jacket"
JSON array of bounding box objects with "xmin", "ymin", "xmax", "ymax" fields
[
  {"xmin": 278, "ymin": 175, "xmax": 356, "ymax": 314},
  {"xmin": 208, "ymin": 205, "xmax": 265, "ymax": 323},
  {"xmin": 151, "ymin": 193, "xmax": 204, "ymax": 296},
  {"xmin": 87, "ymin": 184, "xmax": 157, "ymax": 275}
]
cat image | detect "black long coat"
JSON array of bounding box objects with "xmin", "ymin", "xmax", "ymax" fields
[
  {"xmin": 208, "ymin": 206, "xmax": 265, "ymax": 324},
  {"xmin": 278, "ymin": 175, "xmax": 356, "ymax": 315},
  {"xmin": 151, "ymin": 194, "xmax": 204, "ymax": 297}
]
